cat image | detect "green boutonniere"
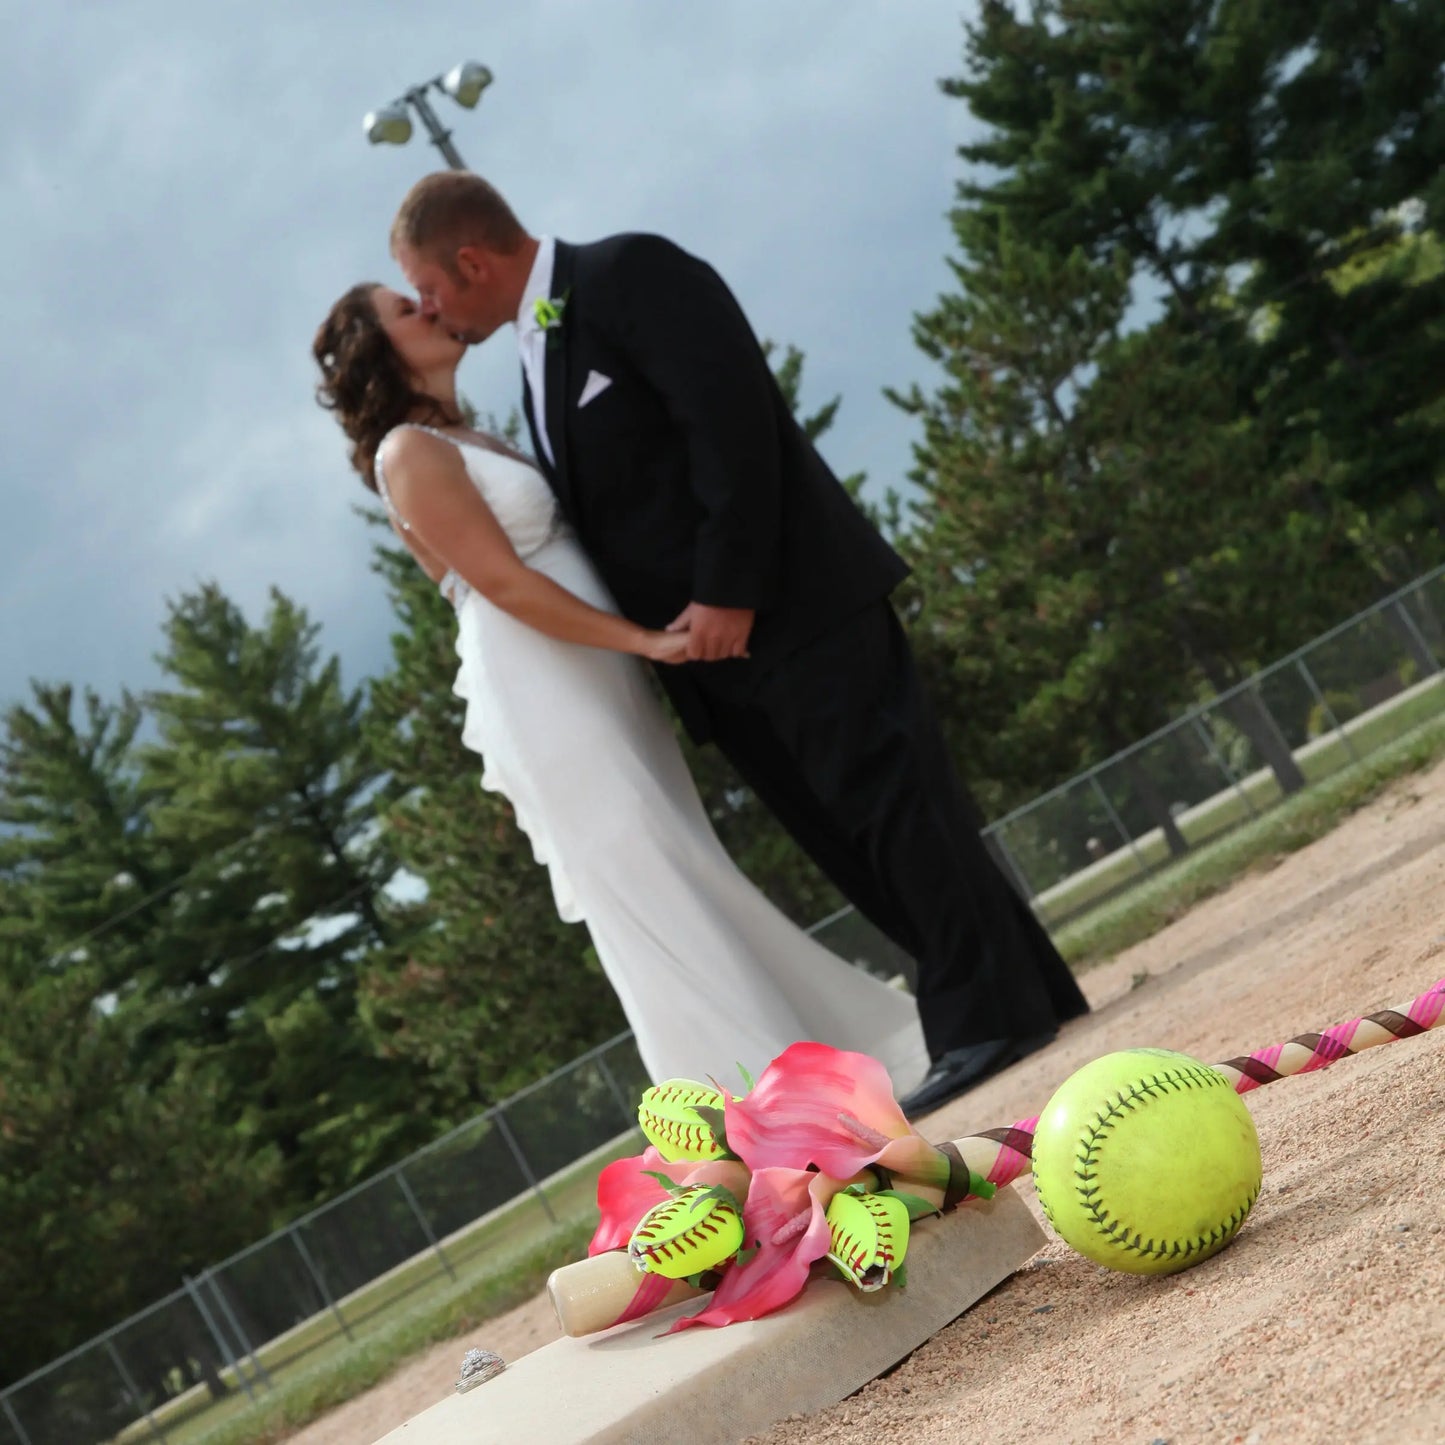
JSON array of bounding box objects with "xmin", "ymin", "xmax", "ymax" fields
[{"xmin": 532, "ymin": 291, "xmax": 570, "ymax": 348}]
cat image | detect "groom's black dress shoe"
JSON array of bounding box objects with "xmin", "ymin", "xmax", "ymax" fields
[{"xmin": 898, "ymin": 1030, "xmax": 1057, "ymax": 1120}]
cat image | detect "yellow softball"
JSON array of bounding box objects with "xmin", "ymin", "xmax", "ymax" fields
[
  {"xmin": 627, "ymin": 1186, "xmax": 744, "ymax": 1279},
  {"xmin": 824, "ymin": 1190, "xmax": 910, "ymax": 1292},
  {"xmin": 1031, "ymin": 1048, "xmax": 1262, "ymax": 1276},
  {"xmin": 637, "ymin": 1080, "xmax": 727, "ymax": 1162}
]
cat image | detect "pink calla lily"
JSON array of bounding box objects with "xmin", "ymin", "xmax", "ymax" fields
[
  {"xmin": 667, "ymin": 1166, "xmax": 841, "ymax": 1331},
  {"xmin": 725, "ymin": 1042, "xmax": 952, "ymax": 1191},
  {"xmin": 590, "ymin": 1146, "xmax": 750, "ymax": 1255}
]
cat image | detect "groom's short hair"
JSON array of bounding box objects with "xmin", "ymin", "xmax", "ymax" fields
[{"xmin": 391, "ymin": 172, "xmax": 527, "ymax": 268}]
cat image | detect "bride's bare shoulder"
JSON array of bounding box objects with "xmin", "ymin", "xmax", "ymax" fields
[{"xmin": 379, "ymin": 424, "xmax": 463, "ymax": 481}]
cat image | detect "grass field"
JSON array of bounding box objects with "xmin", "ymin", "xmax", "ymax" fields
[
  {"xmin": 1028, "ymin": 671, "xmax": 1445, "ymax": 926},
  {"xmin": 1053, "ymin": 707, "xmax": 1445, "ymax": 968}
]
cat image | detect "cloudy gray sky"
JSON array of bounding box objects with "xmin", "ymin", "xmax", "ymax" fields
[{"xmin": 2, "ymin": 2, "xmax": 979, "ymax": 715}]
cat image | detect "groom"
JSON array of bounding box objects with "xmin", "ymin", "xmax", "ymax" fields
[{"xmin": 391, "ymin": 171, "xmax": 1089, "ymax": 1115}]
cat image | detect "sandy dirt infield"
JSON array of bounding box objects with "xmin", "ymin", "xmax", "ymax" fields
[{"xmin": 287, "ymin": 755, "xmax": 1445, "ymax": 1445}]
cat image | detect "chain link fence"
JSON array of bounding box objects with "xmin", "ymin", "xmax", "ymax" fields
[
  {"xmin": 980, "ymin": 566, "xmax": 1445, "ymax": 924},
  {"xmin": 5, "ymin": 565, "xmax": 1444, "ymax": 1445}
]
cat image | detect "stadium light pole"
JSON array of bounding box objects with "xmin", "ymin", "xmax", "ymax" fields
[{"xmin": 363, "ymin": 61, "xmax": 493, "ymax": 170}]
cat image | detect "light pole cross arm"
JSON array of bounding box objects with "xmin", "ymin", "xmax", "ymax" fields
[
  {"xmin": 363, "ymin": 61, "xmax": 492, "ymax": 171},
  {"xmin": 404, "ymin": 85, "xmax": 468, "ymax": 171}
]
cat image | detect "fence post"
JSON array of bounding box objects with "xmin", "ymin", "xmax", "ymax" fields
[
  {"xmin": 1392, "ymin": 597, "xmax": 1442, "ymax": 675},
  {"xmin": 596, "ymin": 1051, "xmax": 638, "ymax": 1131},
  {"xmin": 1295, "ymin": 657, "xmax": 1360, "ymax": 766},
  {"xmin": 982, "ymin": 825, "xmax": 1036, "ymax": 902},
  {"xmin": 395, "ymin": 1167, "xmax": 458, "ymax": 1282},
  {"xmin": 103, "ymin": 1340, "xmax": 168, "ymax": 1445},
  {"xmin": 289, "ymin": 1223, "xmax": 355, "ymax": 1341},
  {"xmin": 181, "ymin": 1274, "xmax": 257, "ymax": 1405},
  {"xmin": 1087, "ymin": 774, "xmax": 1149, "ymax": 873},
  {"xmin": 494, "ymin": 1108, "xmax": 558, "ymax": 1225},
  {"xmin": 1188, "ymin": 713, "xmax": 1260, "ymax": 821},
  {"xmin": 1, "ymin": 1395, "xmax": 33, "ymax": 1445},
  {"xmin": 203, "ymin": 1269, "xmax": 274, "ymax": 1391},
  {"xmin": 1412, "ymin": 571, "xmax": 1445, "ymax": 654}
]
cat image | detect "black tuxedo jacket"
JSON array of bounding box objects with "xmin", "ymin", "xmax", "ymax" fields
[{"xmin": 522, "ymin": 233, "xmax": 908, "ymax": 740}]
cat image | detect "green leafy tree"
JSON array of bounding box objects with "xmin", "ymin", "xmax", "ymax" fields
[
  {"xmin": 945, "ymin": 0, "xmax": 1445, "ymax": 596},
  {"xmin": 0, "ymin": 956, "xmax": 278, "ymax": 1389},
  {"xmin": 0, "ymin": 684, "xmax": 171, "ymax": 994},
  {"xmin": 0, "ymin": 686, "xmax": 278, "ymax": 1390},
  {"xmin": 133, "ymin": 583, "xmax": 407, "ymax": 1199},
  {"xmin": 892, "ymin": 210, "xmax": 1318, "ymax": 856}
]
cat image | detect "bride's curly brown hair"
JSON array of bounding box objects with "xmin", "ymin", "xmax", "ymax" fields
[{"xmin": 313, "ymin": 283, "xmax": 461, "ymax": 491}]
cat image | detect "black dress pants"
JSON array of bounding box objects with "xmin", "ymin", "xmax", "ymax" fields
[{"xmin": 697, "ymin": 602, "xmax": 1089, "ymax": 1060}]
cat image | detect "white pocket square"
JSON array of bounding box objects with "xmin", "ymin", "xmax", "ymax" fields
[{"xmin": 577, "ymin": 370, "xmax": 613, "ymax": 408}]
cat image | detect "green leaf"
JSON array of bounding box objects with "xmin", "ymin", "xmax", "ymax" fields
[
  {"xmin": 687, "ymin": 1104, "xmax": 733, "ymax": 1154},
  {"xmin": 695, "ymin": 1184, "xmax": 746, "ymax": 1216},
  {"xmin": 881, "ymin": 1190, "xmax": 943, "ymax": 1222}
]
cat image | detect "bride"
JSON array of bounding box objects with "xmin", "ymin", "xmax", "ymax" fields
[{"xmin": 313, "ymin": 283, "xmax": 928, "ymax": 1093}]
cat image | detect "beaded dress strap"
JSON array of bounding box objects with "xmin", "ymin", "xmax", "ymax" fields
[{"xmin": 376, "ymin": 427, "xmax": 466, "ymax": 605}]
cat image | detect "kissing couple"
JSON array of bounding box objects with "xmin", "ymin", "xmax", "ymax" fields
[{"xmin": 313, "ymin": 171, "xmax": 1087, "ymax": 1117}]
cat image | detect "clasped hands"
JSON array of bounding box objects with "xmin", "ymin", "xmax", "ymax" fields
[{"xmin": 648, "ymin": 602, "xmax": 754, "ymax": 665}]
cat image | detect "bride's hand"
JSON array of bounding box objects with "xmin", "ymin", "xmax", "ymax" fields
[{"xmin": 644, "ymin": 630, "xmax": 693, "ymax": 664}]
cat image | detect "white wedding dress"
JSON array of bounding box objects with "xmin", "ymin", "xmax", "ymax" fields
[{"xmin": 377, "ymin": 425, "xmax": 929, "ymax": 1093}]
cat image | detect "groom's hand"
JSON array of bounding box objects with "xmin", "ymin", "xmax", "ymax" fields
[{"xmin": 666, "ymin": 603, "xmax": 754, "ymax": 662}]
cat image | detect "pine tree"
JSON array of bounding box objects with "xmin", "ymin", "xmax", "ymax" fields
[
  {"xmin": 946, "ymin": 0, "xmax": 1445, "ymax": 592},
  {"xmin": 0, "ymin": 688, "xmax": 278, "ymax": 1390},
  {"xmin": 133, "ymin": 583, "xmax": 407, "ymax": 1198},
  {"xmin": 0, "ymin": 683, "xmax": 170, "ymax": 993},
  {"xmin": 892, "ymin": 211, "xmax": 1317, "ymax": 875},
  {"xmin": 0, "ymin": 953, "xmax": 278, "ymax": 1390}
]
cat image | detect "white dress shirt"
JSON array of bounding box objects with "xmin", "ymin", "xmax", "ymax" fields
[{"xmin": 516, "ymin": 235, "xmax": 557, "ymax": 467}]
